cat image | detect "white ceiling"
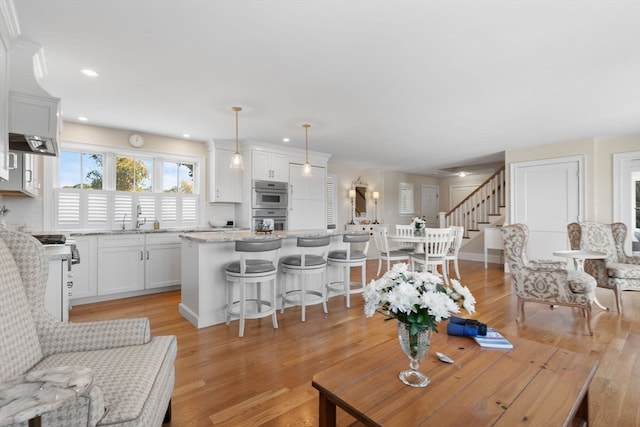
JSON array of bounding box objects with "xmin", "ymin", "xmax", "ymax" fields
[{"xmin": 11, "ymin": 1, "xmax": 640, "ymax": 175}]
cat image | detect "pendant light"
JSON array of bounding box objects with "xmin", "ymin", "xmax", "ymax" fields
[
  {"xmin": 302, "ymin": 123, "xmax": 312, "ymax": 176},
  {"xmin": 229, "ymin": 106, "xmax": 244, "ymax": 169}
]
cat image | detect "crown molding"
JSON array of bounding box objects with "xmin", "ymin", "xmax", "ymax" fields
[{"xmin": 0, "ymin": 0, "xmax": 20, "ymax": 43}]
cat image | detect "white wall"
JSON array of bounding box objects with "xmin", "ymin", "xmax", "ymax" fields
[
  {"xmin": 327, "ymin": 163, "xmax": 444, "ymax": 230},
  {"xmin": 505, "ymin": 134, "xmax": 640, "ymax": 223}
]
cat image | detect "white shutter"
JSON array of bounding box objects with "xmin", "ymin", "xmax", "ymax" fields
[
  {"xmin": 161, "ymin": 196, "xmax": 177, "ymax": 223},
  {"xmin": 114, "ymin": 194, "xmax": 133, "ymax": 224},
  {"xmin": 399, "ymin": 182, "xmax": 414, "ymax": 215},
  {"xmin": 181, "ymin": 196, "xmax": 197, "ymax": 225},
  {"xmin": 138, "ymin": 196, "xmax": 156, "ymax": 221},
  {"xmin": 326, "ymin": 175, "xmax": 337, "ymax": 229},
  {"xmin": 87, "ymin": 193, "xmax": 108, "ymax": 225},
  {"xmin": 56, "ymin": 190, "xmax": 81, "ymax": 226}
]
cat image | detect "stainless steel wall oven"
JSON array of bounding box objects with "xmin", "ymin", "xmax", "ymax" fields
[{"xmin": 252, "ymin": 180, "xmax": 288, "ymax": 231}]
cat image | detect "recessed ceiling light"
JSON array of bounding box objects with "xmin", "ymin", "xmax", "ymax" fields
[
  {"xmin": 78, "ymin": 116, "xmax": 88, "ymax": 121},
  {"xmin": 283, "ymin": 137, "xmax": 290, "ymax": 142},
  {"xmin": 81, "ymin": 69, "xmax": 98, "ymax": 77},
  {"xmin": 182, "ymin": 133, "xmax": 190, "ymax": 138}
]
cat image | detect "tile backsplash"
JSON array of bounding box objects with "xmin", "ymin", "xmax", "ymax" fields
[{"xmin": 0, "ymin": 194, "xmax": 238, "ymax": 232}]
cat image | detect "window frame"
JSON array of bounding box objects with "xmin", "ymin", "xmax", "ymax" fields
[
  {"xmin": 47, "ymin": 141, "xmax": 204, "ymax": 231},
  {"xmin": 398, "ymin": 182, "xmax": 415, "ymax": 216}
]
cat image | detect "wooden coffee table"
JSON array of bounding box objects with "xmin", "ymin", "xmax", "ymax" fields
[{"xmin": 312, "ymin": 331, "xmax": 598, "ymax": 426}]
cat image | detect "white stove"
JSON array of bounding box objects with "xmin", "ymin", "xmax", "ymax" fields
[{"xmin": 33, "ymin": 234, "xmax": 79, "ymax": 322}]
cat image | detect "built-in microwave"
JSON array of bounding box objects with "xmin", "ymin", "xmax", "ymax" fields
[{"xmin": 252, "ymin": 180, "xmax": 288, "ymax": 209}]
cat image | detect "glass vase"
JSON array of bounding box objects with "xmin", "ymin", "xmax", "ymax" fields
[{"xmin": 397, "ymin": 320, "xmax": 431, "ymax": 387}]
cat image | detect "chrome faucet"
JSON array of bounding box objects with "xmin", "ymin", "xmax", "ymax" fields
[{"xmin": 135, "ymin": 205, "xmax": 146, "ymax": 229}]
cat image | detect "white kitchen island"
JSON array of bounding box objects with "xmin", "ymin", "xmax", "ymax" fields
[{"xmin": 179, "ymin": 229, "xmax": 347, "ymax": 329}]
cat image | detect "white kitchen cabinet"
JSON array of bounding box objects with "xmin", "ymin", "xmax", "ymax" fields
[
  {"xmin": 97, "ymin": 232, "xmax": 181, "ymax": 296},
  {"xmin": 288, "ymin": 164, "xmax": 326, "ymax": 230},
  {"xmin": 212, "ymin": 148, "xmax": 242, "ymax": 203},
  {"xmin": 8, "ymin": 91, "xmax": 60, "ymax": 140},
  {"xmin": 0, "ymin": 151, "xmax": 37, "ymax": 196},
  {"xmin": 252, "ymin": 150, "xmax": 289, "ymax": 182},
  {"xmin": 98, "ymin": 234, "xmax": 145, "ymax": 295},
  {"xmin": 145, "ymin": 233, "xmax": 181, "ymax": 289},
  {"xmin": 70, "ymin": 235, "xmax": 98, "ymax": 300}
]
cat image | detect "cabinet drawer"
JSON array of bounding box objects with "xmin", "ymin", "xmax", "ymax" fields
[
  {"xmin": 98, "ymin": 234, "xmax": 144, "ymax": 248},
  {"xmin": 145, "ymin": 233, "xmax": 181, "ymax": 245}
]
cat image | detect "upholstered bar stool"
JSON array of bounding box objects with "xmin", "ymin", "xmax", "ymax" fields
[
  {"xmin": 280, "ymin": 235, "xmax": 331, "ymax": 321},
  {"xmin": 225, "ymin": 238, "xmax": 282, "ymax": 337},
  {"xmin": 327, "ymin": 232, "xmax": 370, "ymax": 308}
]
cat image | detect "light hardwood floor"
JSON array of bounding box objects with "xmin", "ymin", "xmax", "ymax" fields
[{"xmin": 70, "ymin": 260, "xmax": 640, "ymax": 426}]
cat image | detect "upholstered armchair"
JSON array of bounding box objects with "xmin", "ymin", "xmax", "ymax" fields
[
  {"xmin": 501, "ymin": 224, "xmax": 597, "ymax": 335},
  {"xmin": 0, "ymin": 230, "xmax": 177, "ymax": 426},
  {"xmin": 567, "ymin": 222, "xmax": 640, "ymax": 313}
]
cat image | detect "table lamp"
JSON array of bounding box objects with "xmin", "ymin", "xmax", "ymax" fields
[{"xmin": 372, "ymin": 191, "xmax": 380, "ymax": 224}]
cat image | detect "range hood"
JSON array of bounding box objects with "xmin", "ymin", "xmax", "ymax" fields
[{"xmin": 8, "ymin": 39, "xmax": 61, "ymax": 156}]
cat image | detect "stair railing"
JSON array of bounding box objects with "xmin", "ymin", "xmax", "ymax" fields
[{"xmin": 439, "ymin": 166, "xmax": 505, "ymax": 237}]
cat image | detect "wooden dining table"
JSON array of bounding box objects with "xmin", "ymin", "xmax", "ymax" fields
[{"xmin": 312, "ymin": 331, "xmax": 598, "ymax": 426}]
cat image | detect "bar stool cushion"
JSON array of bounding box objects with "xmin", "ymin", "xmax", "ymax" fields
[
  {"xmin": 281, "ymin": 254, "xmax": 326, "ymax": 267},
  {"xmin": 328, "ymin": 250, "xmax": 367, "ymax": 260},
  {"xmin": 224, "ymin": 260, "xmax": 276, "ymax": 274}
]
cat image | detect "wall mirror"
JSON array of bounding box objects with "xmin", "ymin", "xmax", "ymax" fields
[{"xmin": 352, "ymin": 177, "xmax": 368, "ymax": 218}]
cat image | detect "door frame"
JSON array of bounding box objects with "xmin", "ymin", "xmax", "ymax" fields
[{"xmin": 613, "ymin": 151, "xmax": 640, "ymax": 252}]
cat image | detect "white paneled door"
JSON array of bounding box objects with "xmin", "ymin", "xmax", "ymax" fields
[
  {"xmin": 511, "ymin": 156, "xmax": 584, "ymax": 260},
  {"xmin": 421, "ymin": 185, "xmax": 439, "ymax": 227}
]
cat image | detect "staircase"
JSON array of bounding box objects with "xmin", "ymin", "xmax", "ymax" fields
[{"xmin": 439, "ymin": 166, "xmax": 506, "ymax": 246}]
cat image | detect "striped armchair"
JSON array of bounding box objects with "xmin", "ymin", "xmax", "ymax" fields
[{"xmin": 0, "ymin": 230, "xmax": 176, "ymax": 426}]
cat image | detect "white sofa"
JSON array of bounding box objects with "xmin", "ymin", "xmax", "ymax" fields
[{"xmin": 0, "ymin": 230, "xmax": 177, "ymax": 426}]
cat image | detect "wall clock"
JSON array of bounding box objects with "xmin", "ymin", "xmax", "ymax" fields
[{"xmin": 129, "ymin": 134, "xmax": 144, "ymax": 147}]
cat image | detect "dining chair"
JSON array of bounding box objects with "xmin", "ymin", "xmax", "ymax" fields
[
  {"xmin": 444, "ymin": 226, "xmax": 464, "ymax": 280},
  {"xmin": 410, "ymin": 227, "xmax": 452, "ymax": 284},
  {"xmin": 372, "ymin": 225, "xmax": 410, "ymax": 276},
  {"xmin": 395, "ymin": 224, "xmax": 415, "ymax": 252}
]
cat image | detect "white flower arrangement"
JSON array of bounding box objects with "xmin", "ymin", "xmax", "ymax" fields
[
  {"xmin": 410, "ymin": 216, "xmax": 426, "ymax": 231},
  {"xmin": 364, "ymin": 263, "xmax": 476, "ymax": 334}
]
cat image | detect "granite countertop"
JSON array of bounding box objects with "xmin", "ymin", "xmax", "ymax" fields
[
  {"xmin": 180, "ymin": 229, "xmax": 344, "ymax": 243},
  {"xmin": 68, "ymin": 227, "xmax": 248, "ymax": 237}
]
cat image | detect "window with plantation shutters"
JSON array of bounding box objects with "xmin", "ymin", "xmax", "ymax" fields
[
  {"xmin": 54, "ymin": 145, "xmax": 201, "ymax": 230},
  {"xmin": 399, "ymin": 182, "xmax": 414, "ymax": 215},
  {"xmin": 326, "ymin": 175, "xmax": 337, "ymax": 229}
]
